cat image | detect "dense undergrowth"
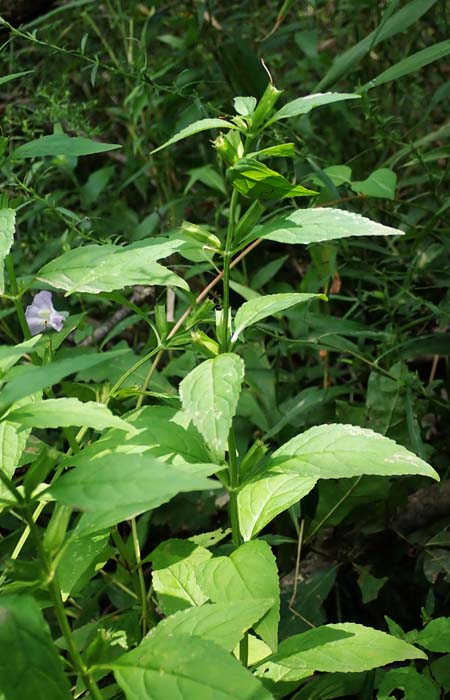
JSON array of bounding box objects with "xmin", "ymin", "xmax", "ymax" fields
[{"xmin": 0, "ymin": 1, "xmax": 449, "ymax": 699}]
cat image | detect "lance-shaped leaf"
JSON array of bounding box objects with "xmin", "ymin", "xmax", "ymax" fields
[
  {"xmin": 151, "ymin": 118, "xmax": 238, "ymax": 155},
  {"xmin": 0, "ymin": 349, "xmax": 126, "ymax": 414},
  {"xmin": 255, "ymin": 623, "xmax": 427, "ymax": 683},
  {"xmin": 179, "ymin": 353, "xmax": 244, "ymax": 462},
  {"xmin": 232, "ymin": 292, "xmax": 326, "ymax": 342},
  {"xmin": 6, "ymin": 398, "xmax": 135, "ymax": 432},
  {"xmin": 0, "ymin": 594, "xmax": 71, "ymax": 700},
  {"xmin": 0, "ymin": 208, "xmax": 15, "ymax": 293},
  {"xmin": 227, "ymin": 158, "xmax": 316, "ymax": 199},
  {"xmin": 36, "ymin": 238, "xmax": 188, "ymax": 295},
  {"xmin": 0, "ymin": 337, "xmax": 41, "ymax": 374},
  {"xmin": 238, "ymin": 473, "xmax": 317, "ymax": 541},
  {"xmin": 112, "ymin": 629, "xmax": 274, "ymax": 700},
  {"xmin": 360, "ymin": 39, "xmax": 450, "ymax": 92},
  {"xmin": 9, "ymin": 133, "xmax": 121, "ymax": 160},
  {"xmin": 252, "ymin": 207, "xmax": 403, "ymax": 245},
  {"xmin": 197, "ymin": 539, "xmax": 280, "ymax": 651},
  {"xmin": 267, "ymin": 424, "xmax": 439, "ymax": 481},
  {"xmin": 49, "ymin": 453, "xmax": 220, "ymax": 534},
  {"xmin": 266, "ymin": 92, "xmax": 360, "ymax": 125}
]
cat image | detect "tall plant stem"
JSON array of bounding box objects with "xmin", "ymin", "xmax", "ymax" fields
[
  {"xmin": 131, "ymin": 517, "xmax": 149, "ymax": 636},
  {"xmin": 26, "ymin": 510, "xmax": 104, "ymax": 700},
  {"xmin": 220, "ymin": 187, "xmax": 240, "ymax": 353},
  {"xmin": 6, "ymin": 254, "xmax": 31, "ymax": 340},
  {"xmin": 227, "ymin": 426, "xmax": 242, "ymax": 549}
]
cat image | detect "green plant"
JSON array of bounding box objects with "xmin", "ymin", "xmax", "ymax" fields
[{"xmin": 0, "ymin": 76, "xmax": 443, "ymax": 699}]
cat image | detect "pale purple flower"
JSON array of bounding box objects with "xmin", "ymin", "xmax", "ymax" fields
[{"xmin": 25, "ymin": 291, "xmax": 69, "ymax": 336}]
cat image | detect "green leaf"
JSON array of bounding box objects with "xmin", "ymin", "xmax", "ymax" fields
[
  {"xmin": 0, "ymin": 398, "xmax": 32, "ymax": 508},
  {"xmin": 179, "ymin": 353, "xmax": 244, "ymax": 462},
  {"xmin": 59, "ymin": 405, "xmax": 210, "ymax": 468},
  {"xmin": 153, "ymin": 599, "xmax": 272, "ymax": 652},
  {"xmin": 361, "ymin": 40, "xmax": 450, "ymax": 91},
  {"xmin": 238, "ymin": 472, "xmax": 317, "ymax": 540},
  {"xmin": 0, "ymin": 350, "xmax": 126, "ymax": 414},
  {"xmin": 0, "ymin": 337, "xmax": 41, "ymax": 374},
  {"xmin": 351, "ymin": 168, "xmax": 397, "ymax": 199},
  {"xmin": 267, "ymin": 424, "xmax": 439, "ymax": 481},
  {"xmin": 151, "ymin": 118, "xmax": 238, "ymax": 155},
  {"xmin": 197, "ymin": 539, "xmax": 280, "ymax": 651},
  {"xmin": 247, "ymin": 143, "xmax": 296, "ymax": 160},
  {"xmin": 36, "ymin": 238, "xmax": 188, "ymax": 295},
  {"xmin": 317, "ymin": 0, "xmax": 438, "ymax": 90},
  {"xmin": 6, "ymin": 398, "xmax": 135, "ymax": 432},
  {"xmin": 234, "ymin": 96, "xmax": 257, "ymax": 116},
  {"xmin": 255, "ymin": 623, "xmax": 427, "ymax": 683},
  {"xmin": 416, "ymin": 617, "xmax": 450, "ymax": 652},
  {"xmin": 0, "ymin": 70, "xmax": 34, "ymax": 86},
  {"xmin": 253, "ymin": 207, "xmax": 403, "ymax": 245},
  {"xmin": 292, "ymin": 672, "xmax": 366, "ymax": 700},
  {"xmin": 9, "ymin": 133, "xmax": 121, "ymax": 160},
  {"xmin": 149, "ymin": 539, "xmax": 212, "ymax": 614},
  {"xmin": 49, "ymin": 454, "xmax": 220, "ymax": 534},
  {"xmin": 0, "ymin": 594, "xmax": 71, "ymax": 700},
  {"xmin": 227, "ymin": 158, "xmax": 317, "ymax": 199},
  {"xmin": 232, "ymin": 293, "xmax": 326, "ymax": 342},
  {"xmin": 113, "ymin": 629, "xmax": 274, "ymax": 700},
  {"xmin": 267, "ymin": 92, "xmax": 360, "ymax": 124},
  {"xmin": 0, "ymin": 208, "xmax": 15, "ymax": 293},
  {"xmin": 56, "ymin": 530, "xmax": 111, "ymax": 600},
  {"xmin": 377, "ymin": 667, "xmax": 440, "ymax": 700},
  {"xmin": 355, "ymin": 565, "xmax": 388, "ymax": 604}
]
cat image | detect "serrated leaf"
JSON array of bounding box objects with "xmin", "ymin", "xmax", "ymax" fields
[
  {"xmin": 232, "ymin": 293, "xmax": 325, "ymax": 342},
  {"xmin": 9, "ymin": 134, "xmax": 121, "ymax": 160},
  {"xmin": 151, "ymin": 118, "xmax": 238, "ymax": 155},
  {"xmin": 238, "ymin": 472, "xmax": 317, "ymax": 541},
  {"xmin": 112, "ymin": 630, "xmax": 274, "ymax": 700},
  {"xmin": 351, "ymin": 168, "xmax": 397, "ymax": 200},
  {"xmin": 0, "ymin": 594, "xmax": 71, "ymax": 700},
  {"xmin": 197, "ymin": 539, "xmax": 280, "ymax": 651},
  {"xmin": 6, "ymin": 398, "xmax": 135, "ymax": 432},
  {"xmin": 49, "ymin": 454, "xmax": 220, "ymax": 534},
  {"xmin": 36, "ymin": 238, "xmax": 188, "ymax": 295},
  {"xmin": 150, "ymin": 599, "xmax": 272, "ymax": 652},
  {"xmin": 0, "ymin": 208, "xmax": 15, "ymax": 293},
  {"xmin": 227, "ymin": 158, "xmax": 317, "ymax": 199},
  {"xmin": 255, "ymin": 622, "xmax": 427, "ymax": 682},
  {"xmin": 149, "ymin": 539, "xmax": 212, "ymax": 614},
  {"xmin": 179, "ymin": 353, "xmax": 244, "ymax": 462},
  {"xmin": 267, "ymin": 424, "xmax": 439, "ymax": 481},
  {"xmin": 267, "ymin": 92, "xmax": 360, "ymax": 124},
  {"xmin": 253, "ymin": 207, "xmax": 403, "ymax": 245}
]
